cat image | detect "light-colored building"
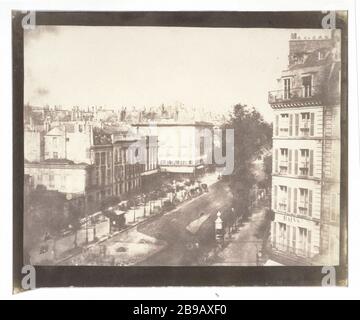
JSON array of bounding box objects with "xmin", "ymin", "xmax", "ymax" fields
[
  {"xmin": 24, "ymin": 160, "xmax": 92, "ymax": 195},
  {"xmin": 133, "ymin": 121, "xmax": 213, "ymax": 175},
  {"xmin": 269, "ymin": 31, "xmax": 341, "ymax": 265},
  {"xmin": 44, "ymin": 121, "xmax": 93, "ymax": 164},
  {"xmin": 24, "ymin": 130, "xmax": 45, "ymax": 162}
]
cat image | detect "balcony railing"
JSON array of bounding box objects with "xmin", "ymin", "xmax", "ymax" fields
[
  {"xmin": 279, "ymin": 160, "xmax": 288, "ymax": 167},
  {"xmin": 298, "ymin": 202, "xmax": 308, "ymax": 216},
  {"xmin": 268, "ymin": 85, "xmax": 323, "ymax": 104},
  {"xmin": 299, "ymin": 160, "xmax": 309, "ymax": 169},
  {"xmin": 278, "ymin": 200, "xmax": 287, "ymax": 212}
]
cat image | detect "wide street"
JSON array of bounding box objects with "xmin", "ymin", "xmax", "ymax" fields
[
  {"xmin": 136, "ymin": 179, "xmax": 234, "ymax": 266},
  {"xmin": 59, "ymin": 177, "xmax": 270, "ymax": 266},
  {"xmin": 60, "ymin": 179, "xmax": 235, "ymax": 266}
]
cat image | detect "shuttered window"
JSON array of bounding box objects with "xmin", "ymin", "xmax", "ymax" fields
[
  {"xmin": 289, "ymin": 114, "xmax": 293, "ymax": 136},
  {"xmin": 288, "ymin": 149, "xmax": 292, "ymax": 174},
  {"xmin": 307, "ymin": 230, "xmax": 312, "ymax": 257},
  {"xmin": 308, "ymin": 190, "xmax": 313, "ymax": 217},
  {"xmin": 310, "ymin": 113, "xmax": 315, "ymax": 136},
  {"xmin": 288, "ymin": 187, "xmax": 292, "ymax": 213},
  {"xmin": 293, "ymin": 188, "xmax": 297, "ymax": 214},
  {"xmin": 295, "ymin": 114, "xmax": 299, "ymax": 136},
  {"xmin": 309, "ymin": 150, "xmax": 314, "ymax": 176},
  {"xmin": 287, "ymin": 227, "xmax": 291, "ymax": 251},
  {"xmin": 294, "ymin": 150, "xmax": 298, "ymax": 175},
  {"xmin": 274, "ymin": 149, "xmax": 278, "ymax": 173},
  {"xmin": 275, "ymin": 115, "xmax": 279, "ymax": 136}
]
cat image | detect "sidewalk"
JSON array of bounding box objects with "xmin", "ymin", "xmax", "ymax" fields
[
  {"xmin": 211, "ymin": 208, "xmax": 268, "ymax": 266},
  {"xmin": 30, "ymin": 171, "xmax": 220, "ymax": 265}
]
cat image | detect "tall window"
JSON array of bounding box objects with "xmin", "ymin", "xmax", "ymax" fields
[
  {"xmin": 100, "ymin": 152, "xmax": 106, "ymax": 165},
  {"xmin": 298, "ymin": 228, "xmax": 308, "ymax": 256},
  {"xmin": 95, "ymin": 152, "xmax": 100, "ymax": 166},
  {"xmin": 299, "ymin": 188, "xmax": 309, "ymax": 216},
  {"xmin": 284, "ymin": 78, "xmax": 291, "ymax": 99},
  {"xmin": 299, "ymin": 149, "xmax": 309, "ymax": 175},
  {"xmin": 279, "ymin": 185, "xmax": 288, "ymax": 212},
  {"xmin": 279, "ymin": 113, "xmax": 289, "ymax": 136},
  {"xmin": 302, "ymin": 75, "xmax": 312, "ymax": 97},
  {"xmin": 279, "ymin": 148, "xmax": 288, "ymax": 174},
  {"xmin": 279, "ymin": 223, "xmax": 287, "ymax": 250}
]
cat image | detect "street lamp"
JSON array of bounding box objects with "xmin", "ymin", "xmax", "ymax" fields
[{"xmin": 215, "ymin": 211, "xmax": 224, "ymax": 245}]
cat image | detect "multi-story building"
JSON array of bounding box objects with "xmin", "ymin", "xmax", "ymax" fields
[
  {"xmin": 111, "ymin": 137, "xmax": 142, "ymax": 198},
  {"xmin": 25, "ymin": 159, "xmax": 92, "ymax": 195},
  {"xmin": 86, "ymin": 131, "xmax": 143, "ymax": 207},
  {"xmin": 268, "ymin": 30, "xmax": 341, "ymax": 265},
  {"xmin": 24, "ymin": 130, "xmax": 45, "ymax": 162},
  {"xmin": 43, "ymin": 121, "xmax": 94, "ymax": 164},
  {"xmin": 133, "ymin": 121, "xmax": 213, "ymax": 176}
]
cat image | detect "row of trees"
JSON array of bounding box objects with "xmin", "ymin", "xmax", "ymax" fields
[
  {"xmin": 223, "ymin": 104, "xmax": 272, "ymax": 221},
  {"xmin": 24, "ymin": 187, "xmax": 82, "ymax": 253}
]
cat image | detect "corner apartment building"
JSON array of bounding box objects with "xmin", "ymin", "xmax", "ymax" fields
[{"xmin": 268, "ymin": 31, "xmax": 341, "ymax": 265}]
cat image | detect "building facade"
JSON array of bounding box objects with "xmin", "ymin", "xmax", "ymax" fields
[
  {"xmin": 25, "ymin": 160, "xmax": 92, "ymax": 195},
  {"xmin": 269, "ymin": 31, "xmax": 341, "ymax": 265},
  {"xmin": 133, "ymin": 121, "xmax": 213, "ymax": 176},
  {"xmin": 24, "ymin": 130, "xmax": 45, "ymax": 162},
  {"xmin": 43, "ymin": 121, "xmax": 94, "ymax": 164}
]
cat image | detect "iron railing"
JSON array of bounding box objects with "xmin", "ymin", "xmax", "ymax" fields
[{"xmin": 268, "ymin": 85, "xmax": 323, "ymax": 104}]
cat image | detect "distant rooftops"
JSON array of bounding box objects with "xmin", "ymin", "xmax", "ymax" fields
[{"xmin": 132, "ymin": 120, "xmax": 213, "ymax": 127}]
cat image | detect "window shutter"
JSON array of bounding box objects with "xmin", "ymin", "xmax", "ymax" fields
[
  {"xmin": 294, "ymin": 150, "xmax": 298, "ymax": 175},
  {"xmin": 275, "ymin": 115, "xmax": 279, "ymax": 136},
  {"xmin": 273, "ymin": 185, "xmax": 278, "ymax": 210},
  {"xmin": 295, "ymin": 114, "xmax": 299, "ymax": 136},
  {"xmin": 309, "ymin": 150, "xmax": 314, "ymax": 176},
  {"xmin": 308, "ymin": 190, "xmax": 313, "ymax": 217},
  {"xmin": 307, "ymin": 230, "xmax": 312, "ymax": 257},
  {"xmin": 287, "ymin": 227, "xmax": 290, "ymax": 251},
  {"xmin": 274, "ymin": 149, "xmax": 278, "ymax": 173},
  {"xmin": 288, "ymin": 150, "xmax": 292, "ymax": 175},
  {"xmin": 293, "ymin": 188, "xmax": 297, "ymax": 214},
  {"xmin": 310, "ymin": 113, "xmax": 315, "ymax": 136},
  {"xmin": 288, "ymin": 187, "xmax": 292, "ymax": 213},
  {"xmin": 289, "ymin": 114, "xmax": 293, "ymax": 136},
  {"xmin": 292, "ymin": 226, "xmax": 297, "ymax": 252}
]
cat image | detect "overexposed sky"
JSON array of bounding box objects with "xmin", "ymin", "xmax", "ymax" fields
[{"xmin": 24, "ymin": 26, "xmax": 331, "ymax": 122}]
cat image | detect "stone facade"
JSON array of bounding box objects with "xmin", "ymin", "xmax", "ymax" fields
[{"xmin": 269, "ymin": 30, "xmax": 341, "ymax": 265}]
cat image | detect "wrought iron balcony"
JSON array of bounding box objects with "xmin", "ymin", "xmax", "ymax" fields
[{"xmin": 268, "ymin": 85, "xmax": 323, "ymax": 105}]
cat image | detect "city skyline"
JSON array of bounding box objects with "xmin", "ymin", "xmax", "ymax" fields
[{"xmin": 25, "ymin": 26, "xmax": 332, "ymax": 122}]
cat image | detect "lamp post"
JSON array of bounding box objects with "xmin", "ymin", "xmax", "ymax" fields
[{"xmin": 215, "ymin": 211, "xmax": 224, "ymax": 245}]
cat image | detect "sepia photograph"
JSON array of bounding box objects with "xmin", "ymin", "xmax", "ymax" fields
[{"xmin": 12, "ymin": 11, "xmax": 348, "ymax": 288}]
